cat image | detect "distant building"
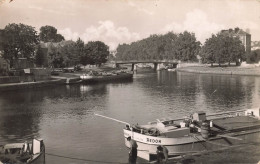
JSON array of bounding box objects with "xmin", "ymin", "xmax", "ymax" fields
[
  {"xmin": 0, "ymin": 33, "xmax": 9, "ymax": 72},
  {"xmin": 39, "ymin": 40, "xmax": 76, "ymax": 67},
  {"xmin": 251, "ymin": 41, "xmax": 260, "ymax": 51},
  {"xmin": 0, "ymin": 56, "xmax": 9, "ymax": 71},
  {"xmin": 221, "ymin": 28, "xmax": 251, "ymax": 53}
]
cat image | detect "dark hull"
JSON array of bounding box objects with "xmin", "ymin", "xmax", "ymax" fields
[
  {"xmin": 29, "ymin": 147, "xmax": 45, "ymax": 164},
  {"xmin": 81, "ymin": 73, "xmax": 133, "ymax": 83}
]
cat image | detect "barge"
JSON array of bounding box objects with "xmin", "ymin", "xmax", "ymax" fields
[
  {"xmin": 96, "ymin": 108, "xmax": 260, "ymax": 161},
  {"xmin": 80, "ymin": 72, "xmax": 133, "ymax": 83},
  {"xmin": 123, "ymin": 108, "xmax": 260, "ymax": 161}
]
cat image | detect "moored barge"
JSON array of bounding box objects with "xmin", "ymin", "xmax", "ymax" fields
[
  {"xmin": 122, "ymin": 108, "xmax": 260, "ymax": 161},
  {"xmin": 80, "ymin": 72, "xmax": 133, "ymax": 83}
]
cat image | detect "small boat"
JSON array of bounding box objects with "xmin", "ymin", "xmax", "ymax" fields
[
  {"xmin": 80, "ymin": 72, "xmax": 133, "ymax": 83},
  {"xmin": 167, "ymin": 68, "xmax": 176, "ymax": 72},
  {"xmin": 80, "ymin": 74, "xmax": 93, "ymax": 80},
  {"xmin": 0, "ymin": 138, "xmax": 45, "ymax": 164},
  {"xmin": 95, "ymin": 108, "xmax": 260, "ymax": 161}
]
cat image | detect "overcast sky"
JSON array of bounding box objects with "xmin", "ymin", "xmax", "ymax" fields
[{"xmin": 0, "ymin": 0, "xmax": 260, "ymax": 50}]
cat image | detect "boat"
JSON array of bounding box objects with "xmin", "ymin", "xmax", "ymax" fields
[
  {"xmin": 80, "ymin": 71, "xmax": 133, "ymax": 83},
  {"xmin": 95, "ymin": 108, "xmax": 260, "ymax": 161},
  {"xmin": 167, "ymin": 68, "xmax": 176, "ymax": 72},
  {"xmin": 0, "ymin": 138, "xmax": 45, "ymax": 164}
]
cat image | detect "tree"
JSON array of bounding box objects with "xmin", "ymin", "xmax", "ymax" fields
[
  {"xmin": 200, "ymin": 33, "xmax": 245, "ymax": 66},
  {"xmin": 200, "ymin": 35, "xmax": 216, "ymax": 66},
  {"xmin": 91, "ymin": 41, "xmax": 109, "ymax": 66},
  {"xmin": 35, "ymin": 44, "xmax": 45, "ymax": 67},
  {"xmin": 47, "ymin": 43, "xmax": 57, "ymax": 68},
  {"xmin": 39, "ymin": 25, "xmax": 64, "ymax": 43},
  {"xmin": 61, "ymin": 41, "xmax": 78, "ymax": 67},
  {"xmin": 83, "ymin": 41, "xmax": 109, "ymax": 66},
  {"xmin": 247, "ymin": 49, "xmax": 260, "ymax": 63},
  {"xmin": 0, "ymin": 23, "xmax": 39, "ymax": 67},
  {"xmin": 55, "ymin": 34, "xmax": 65, "ymax": 42},
  {"xmin": 75, "ymin": 38, "xmax": 84, "ymax": 58},
  {"xmin": 175, "ymin": 31, "xmax": 201, "ymax": 61}
]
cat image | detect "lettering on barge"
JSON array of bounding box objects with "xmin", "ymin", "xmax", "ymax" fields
[{"xmin": 147, "ymin": 138, "xmax": 161, "ymax": 143}]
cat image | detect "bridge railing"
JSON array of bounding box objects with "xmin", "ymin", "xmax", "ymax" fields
[{"xmin": 115, "ymin": 60, "xmax": 179, "ymax": 64}]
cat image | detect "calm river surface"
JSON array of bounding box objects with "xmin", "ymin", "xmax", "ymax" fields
[{"xmin": 0, "ymin": 70, "xmax": 260, "ymax": 164}]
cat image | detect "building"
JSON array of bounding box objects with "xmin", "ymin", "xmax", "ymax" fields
[
  {"xmin": 221, "ymin": 28, "xmax": 251, "ymax": 53},
  {"xmin": 0, "ymin": 56, "xmax": 9, "ymax": 72},
  {"xmin": 251, "ymin": 41, "xmax": 260, "ymax": 51},
  {"xmin": 39, "ymin": 40, "xmax": 75, "ymax": 67}
]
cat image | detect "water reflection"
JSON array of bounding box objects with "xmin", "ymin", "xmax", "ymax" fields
[{"xmin": 0, "ymin": 71, "xmax": 259, "ymax": 163}]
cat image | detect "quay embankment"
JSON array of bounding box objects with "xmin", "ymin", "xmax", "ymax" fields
[
  {"xmin": 0, "ymin": 79, "xmax": 64, "ymax": 91},
  {"xmin": 0, "ymin": 65, "xmax": 126, "ymax": 91},
  {"xmin": 177, "ymin": 65, "xmax": 260, "ymax": 76}
]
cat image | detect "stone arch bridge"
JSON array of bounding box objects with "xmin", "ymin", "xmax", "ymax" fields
[{"xmin": 115, "ymin": 60, "xmax": 179, "ymax": 71}]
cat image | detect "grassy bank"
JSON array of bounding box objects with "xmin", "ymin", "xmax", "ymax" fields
[{"xmin": 177, "ymin": 65, "xmax": 260, "ymax": 76}]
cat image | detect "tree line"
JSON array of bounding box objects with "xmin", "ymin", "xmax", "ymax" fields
[
  {"xmin": 0, "ymin": 23, "xmax": 256, "ymax": 69},
  {"xmin": 36, "ymin": 38, "xmax": 109, "ymax": 68},
  {"xmin": 0, "ymin": 23, "xmax": 109, "ymax": 68},
  {"xmin": 116, "ymin": 28, "xmax": 252, "ymax": 66},
  {"xmin": 116, "ymin": 31, "xmax": 201, "ymax": 62}
]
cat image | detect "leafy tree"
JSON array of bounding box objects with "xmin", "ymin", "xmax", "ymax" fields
[
  {"xmin": 116, "ymin": 43, "xmax": 130, "ymax": 61},
  {"xmin": 83, "ymin": 41, "xmax": 109, "ymax": 66},
  {"xmin": 75, "ymin": 38, "xmax": 84, "ymax": 59},
  {"xmin": 200, "ymin": 35, "xmax": 216, "ymax": 66},
  {"xmin": 247, "ymin": 49, "xmax": 260, "ymax": 63},
  {"xmin": 35, "ymin": 44, "xmax": 45, "ymax": 67},
  {"xmin": 0, "ymin": 23, "xmax": 39, "ymax": 67},
  {"xmin": 47, "ymin": 43, "xmax": 57, "ymax": 68},
  {"xmin": 175, "ymin": 31, "xmax": 201, "ymax": 61},
  {"xmin": 39, "ymin": 25, "xmax": 64, "ymax": 42},
  {"xmin": 200, "ymin": 33, "xmax": 245, "ymax": 66},
  {"xmin": 55, "ymin": 34, "xmax": 65, "ymax": 42},
  {"xmin": 164, "ymin": 32, "xmax": 178, "ymax": 60},
  {"xmin": 61, "ymin": 41, "xmax": 78, "ymax": 67},
  {"xmin": 53, "ymin": 50, "xmax": 65, "ymax": 68}
]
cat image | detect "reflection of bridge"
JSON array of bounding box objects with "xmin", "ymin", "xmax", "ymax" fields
[{"xmin": 115, "ymin": 60, "xmax": 179, "ymax": 71}]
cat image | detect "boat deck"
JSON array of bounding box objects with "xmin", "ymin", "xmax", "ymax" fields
[{"xmin": 211, "ymin": 116, "xmax": 260, "ymax": 132}]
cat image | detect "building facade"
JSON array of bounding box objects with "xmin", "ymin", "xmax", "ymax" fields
[{"xmin": 221, "ymin": 28, "xmax": 251, "ymax": 53}]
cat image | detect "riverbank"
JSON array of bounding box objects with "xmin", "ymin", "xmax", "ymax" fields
[
  {"xmin": 177, "ymin": 66, "xmax": 260, "ymax": 76},
  {"xmin": 0, "ymin": 65, "xmax": 129, "ymax": 91},
  {"xmin": 0, "ymin": 79, "xmax": 64, "ymax": 91}
]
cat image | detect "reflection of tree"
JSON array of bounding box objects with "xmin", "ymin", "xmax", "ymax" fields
[
  {"xmin": 80, "ymin": 83, "xmax": 108, "ymax": 96},
  {"xmin": 198, "ymin": 74, "xmax": 254, "ymax": 111},
  {"xmin": 80, "ymin": 80, "xmax": 133, "ymax": 95},
  {"xmin": 176, "ymin": 72, "xmax": 199, "ymax": 97},
  {"xmin": 136, "ymin": 71, "xmax": 257, "ymax": 114},
  {"xmin": 0, "ymin": 86, "xmax": 82, "ymax": 142}
]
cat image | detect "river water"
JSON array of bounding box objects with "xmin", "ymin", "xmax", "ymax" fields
[{"xmin": 0, "ymin": 70, "xmax": 259, "ymax": 164}]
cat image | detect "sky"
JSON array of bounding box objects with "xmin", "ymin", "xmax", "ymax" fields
[{"xmin": 0, "ymin": 0, "xmax": 260, "ymax": 50}]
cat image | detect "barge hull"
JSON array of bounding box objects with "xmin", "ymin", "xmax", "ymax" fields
[{"xmin": 124, "ymin": 129, "xmax": 260, "ymax": 161}]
